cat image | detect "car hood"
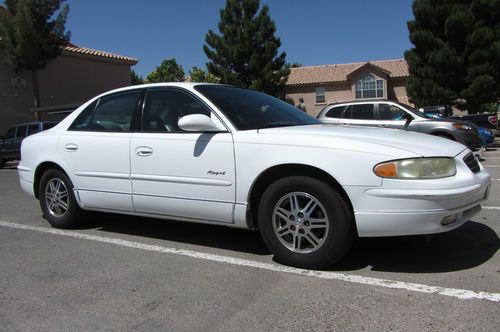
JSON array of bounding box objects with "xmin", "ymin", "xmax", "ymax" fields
[{"xmin": 256, "ymin": 124, "xmax": 467, "ymax": 157}]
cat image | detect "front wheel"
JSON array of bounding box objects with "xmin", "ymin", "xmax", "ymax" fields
[
  {"xmin": 39, "ymin": 169, "xmax": 82, "ymax": 228},
  {"xmin": 258, "ymin": 176, "xmax": 355, "ymax": 269}
]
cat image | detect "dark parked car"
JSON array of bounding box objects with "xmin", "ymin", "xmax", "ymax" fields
[
  {"xmin": 0, "ymin": 122, "xmax": 57, "ymax": 168},
  {"xmin": 316, "ymin": 100, "xmax": 482, "ymax": 151}
]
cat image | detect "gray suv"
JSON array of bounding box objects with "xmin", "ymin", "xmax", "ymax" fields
[{"xmin": 316, "ymin": 100, "xmax": 481, "ymax": 150}]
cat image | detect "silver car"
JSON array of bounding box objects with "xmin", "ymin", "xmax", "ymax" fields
[{"xmin": 317, "ymin": 100, "xmax": 481, "ymax": 150}]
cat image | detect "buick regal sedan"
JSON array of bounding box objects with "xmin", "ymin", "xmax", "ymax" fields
[{"xmin": 18, "ymin": 83, "xmax": 491, "ymax": 269}]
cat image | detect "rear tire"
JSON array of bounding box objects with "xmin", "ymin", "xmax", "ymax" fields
[
  {"xmin": 258, "ymin": 176, "xmax": 354, "ymax": 269},
  {"xmin": 39, "ymin": 169, "xmax": 82, "ymax": 229}
]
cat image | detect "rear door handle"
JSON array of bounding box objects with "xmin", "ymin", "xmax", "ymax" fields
[
  {"xmin": 135, "ymin": 146, "xmax": 153, "ymax": 157},
  {"xmin": 65, "ymin": 143, "xmax": 78, "ymax": 152}
]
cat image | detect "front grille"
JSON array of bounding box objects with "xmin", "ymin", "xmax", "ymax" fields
[{"xmin": 463, "ymin": 153, "xmax": 480, "ymax": 174}]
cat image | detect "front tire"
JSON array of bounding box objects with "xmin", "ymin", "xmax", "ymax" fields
[
  {"xmin": 258, "ymin": 176, "xmax": 354, "ymax": 269},
  {"xmin": 39, "ymin": 169, "xmax": 82, "ymax": 228}
]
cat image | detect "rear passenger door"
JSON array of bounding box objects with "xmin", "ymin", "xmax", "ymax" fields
[
  {"xmin": 341, "ymin": 104, "xmax": 378, "ymax": 127},
  {"xmin": 59, "ymin": 90, "xmax": 142, "ymax": 212}
]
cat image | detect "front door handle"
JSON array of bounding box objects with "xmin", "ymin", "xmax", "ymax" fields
[
  {"xmin": 135, "ymin": 146, "xmax": 153, "ymax": 157},
  {"xmin": 65, "ymin": 143, "xmax": 78, "ymax": 152}
]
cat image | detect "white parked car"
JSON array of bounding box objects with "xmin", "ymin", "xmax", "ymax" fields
[{"xmin": 18, "ymin": 83, "xmax": 491, "ymax": 269}]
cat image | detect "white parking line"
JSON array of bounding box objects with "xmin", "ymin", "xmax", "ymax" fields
[
  {"xmin": 483, "ymin": 206, "xmax": 500, "ymax": 210},
  {"xmin": 0, "ymin": 220, "xmax": 499, "ymax": 303}
]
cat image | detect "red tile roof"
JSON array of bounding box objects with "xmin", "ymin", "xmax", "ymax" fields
[
  {"xmin": 63, "ymin": 44, "xmax": 138, "ymax": 65},
  {"xmin": 286, "ymin": 59, "xmax": 409, "ymax": 86}
]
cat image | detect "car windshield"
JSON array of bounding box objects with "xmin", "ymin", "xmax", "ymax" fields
[
  {"xmin": 195, "ymin": 85, "xmax": 321, "ymax": 130},
  {"xmin": 397, "ymin": 102, "xmax": 432, "ymax": 119}
]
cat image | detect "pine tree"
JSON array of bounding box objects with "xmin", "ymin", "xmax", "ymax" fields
[
  {"xmin": 0, "ymin": 0, "xmax": 71, "ymax": 119},
  {"xmin": 131, "ymin": 69, "xmax": 144, "ymax": 85},
  {"xmin": 146, "ymin": 58, "xmax": 185, "ymax": 83},
  {"xmin": 405, "ymin": 0, "xmax": 500, "ymax": 113},
  {"xmin": 203, "ymin": 0, "xmax": 289, "ymax": 96}
]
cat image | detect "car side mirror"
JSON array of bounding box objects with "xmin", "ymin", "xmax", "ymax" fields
[
  {"xmin": 178, "ymin": 114, "xmax": 222, "ymax": 132},
  {"xmin": 403, "ymin": 113, "xmax": 413, "ymax": 129}
]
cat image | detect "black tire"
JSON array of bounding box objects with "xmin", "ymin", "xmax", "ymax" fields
[
  {"xmin": 258, "ymin": 176, "xmax": 354, "ymax": 269},
  {"xmin": 39, "ymin": 169, "xmax": 82, "ymax": 228},
  {"xmin": 0, "ymin": 159, "xmax": 4, "ymax": 169}
]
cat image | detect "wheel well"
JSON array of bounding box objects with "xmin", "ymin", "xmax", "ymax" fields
[
  {"xmin": 247, "ymin": 164, "xmax": 354, "ymax": 229},
  {"xmin": 431, "ymin": 131, "xmax": 455, "ymax": 141},
  {"xmin": 33, "ymin": 162, "xmax": 67, "ymax": 199}
]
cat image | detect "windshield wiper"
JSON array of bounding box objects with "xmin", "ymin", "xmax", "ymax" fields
[{"xmin": 257, "ymin": 122, "xmax": 297, "ymax": 129}]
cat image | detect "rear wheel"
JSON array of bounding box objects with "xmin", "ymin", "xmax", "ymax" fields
[
  {"xmin": 258, "ymin": 176, "xmax": 354, "ymax": 269},
  {"xmin": 39, "ymin": 169, "xmax": 82, "ymax": 228}
]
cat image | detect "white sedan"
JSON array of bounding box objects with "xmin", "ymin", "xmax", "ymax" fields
[{"xmin": 18, "ymin": 83, "xmax": 491, "ymax": 269}]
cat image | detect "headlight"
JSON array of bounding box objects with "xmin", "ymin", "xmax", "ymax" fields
[
  {"xmin": 374, "ymin": 158, "xmax": 456, "ymax": 179},
  {"xmin": 452, "ymin": 123, "xmax": 473, "ymax": 131}
]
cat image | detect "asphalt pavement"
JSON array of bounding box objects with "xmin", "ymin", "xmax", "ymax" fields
[{"xmin": 0, "ymin": 141, "xmax": 499, "ymax": 331}]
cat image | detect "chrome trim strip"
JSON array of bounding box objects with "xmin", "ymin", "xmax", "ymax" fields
[
  {"xmin": 131, "ymin": 173, "xmax": 232, "ymax": 187},
  {"xmin": 74, "ymin": 171, "xmax": 130, "ymax": 180}
]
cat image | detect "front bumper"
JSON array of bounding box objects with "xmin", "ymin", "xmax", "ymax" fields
[{"xmin": 346, "ymin": 151, "xmax": 491, "ymax": 237}]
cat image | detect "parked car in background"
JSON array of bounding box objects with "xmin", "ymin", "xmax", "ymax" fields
[
  {"xmin": 419, "ymin": 105, "xmax": 498, "ymax": 136},
  {"xmin": 317, "ymin": 100, "xmax": 482, "ymax": 151},
  {"xmin": 450, "ymin": 113, "xmax": 497, "ymax": 136},
  {"xmin": 0, "ymin": 122, "xmax": 57, "ymax": 168},
  {"xmin": 18, "ymin": 83, "xmax": 491, "ymax": 269},
  {"xmin": 478, "ymin": 127, "xmax": 495, "ymax": 146}
]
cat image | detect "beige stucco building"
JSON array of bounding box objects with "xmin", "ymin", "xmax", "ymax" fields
[
  {"xmin": 285, "ymin": 59, "xmax": 410, "ymax": 117},
  {"xmin": 0, "ymin": 42, "xmax": 138, "ymax": 133}
]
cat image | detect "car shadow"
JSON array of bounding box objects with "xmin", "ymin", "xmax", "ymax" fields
[
  {"xmin": 78, "ymin": 213, "xmax": 499, "ymax": 273},
  {"xmin": 331, "ymin": 221, "xmax": 499, "ymax": 273}
]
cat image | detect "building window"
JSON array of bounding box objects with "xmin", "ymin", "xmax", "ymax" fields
[
  {"xmin": 315, "ymin": 87, "xmax": 326, "ymax": 104},
  {"xmin": 355, "ymin": 74, "xmax": 383, "ymax": 99}
]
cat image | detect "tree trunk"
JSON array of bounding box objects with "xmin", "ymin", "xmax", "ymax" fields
[{"xmin": 32, "ymin": 69, "xmax": 41, "ymax": 121}]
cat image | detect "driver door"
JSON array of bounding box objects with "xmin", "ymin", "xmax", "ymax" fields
[{"xmin": 130, "ymin": 88, "xmax": 236, "ymax": 223}]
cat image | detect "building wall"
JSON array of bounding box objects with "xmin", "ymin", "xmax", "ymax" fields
[
  {"xmin": 0, "ymin": 50, "xmax": 133, "ymax": 133},
  {"xmin": 286, "ymin": 70, "xmax": 409, "ymax": 117},
  {"xmin": 286, "ymin": 83, "xmax": 352, "ymax": 117}
]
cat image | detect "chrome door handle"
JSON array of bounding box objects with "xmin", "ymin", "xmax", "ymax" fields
[
  {"xmin": 135, "ymin": 146, "xmax": 153, "ymax": 157},
  {"xmin": 65, "ymin": 143, "xmax": 78, "ymax": 152}
]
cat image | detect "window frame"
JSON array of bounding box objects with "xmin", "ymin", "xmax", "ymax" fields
[
  {"xmin": 138, "ymin": 87, "xmax": 230, "ymax": 134},
  {"xmin": 315, "ymin": 87, "xmax": 326, "ymax": 105},
  {"xmin": 69, "ymin": 90, "xmax": 144, "ymax": 132},
  {"xmin": 355, "ymin": 74, "xmax": 384, "ymax": 100}
]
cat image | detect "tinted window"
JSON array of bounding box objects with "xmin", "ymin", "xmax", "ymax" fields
[
  {"xmin": 378, "ymin": 104, "xmax": 407, "ymax": 120},
  {"xmin": 142, "ymin": 89, "xmax": 212, "ymax": 132},
  {"xmin": 325, "ymin": 106, "xmax": 346, "ymax": 118},
  {"xmin": 195, "ymin": 85, "xmax": 320, "ymax": 130},
  {"xmin": 69, "ymin": 101, "xmax": 98, "ymax": 130},
  {"xmin": 351, "ymin": 104, "xmax": 374, "ymax": 120},
  {"xmin": 91, "ymin": 91, "xmax": 141, "ymax": 132},
  {"xmin": 16, "ymin": 125, "xmax": 27, "ymax": 138},
  {"xmin": 69, "ymin": 91, "xmax": 141, "ymax": 132},
  {"xmin": 4, "ymin": 127, "xmax": 16, "ymax": 139},
  {"xmin": 27, "ymin": 124, "xmax": 39, "ymax": 136}
]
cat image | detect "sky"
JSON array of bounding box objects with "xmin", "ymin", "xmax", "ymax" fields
[{"xmin": 3, "ymin": 0, "xmax": 416, "ymax": 78}]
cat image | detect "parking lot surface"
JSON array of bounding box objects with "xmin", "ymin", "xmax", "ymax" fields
[{"xmin": 0, "ymin": 141, "xmax": 499, "ymax": 331}]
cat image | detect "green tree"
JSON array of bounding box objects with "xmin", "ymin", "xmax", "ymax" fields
[
  {"xmin": 146, "ymin": 58, "xmax": 185, "ymax": 83},
  {"xmin": 203, "ymin": 0, "xmax": 289, "ymax": 95},
  {"xmin": 0, "ymin": 0, "xmax": 71, "ymax": 119},
  {"xmin": 188, "ymin": 66, "xmax": 219, "ymax": 83},
  {"xmin": 405, "ymin": 0, "xmax": 500, "ymax": 113},
  {"xmin": 131, "ymin": 69, "xmax": 144, "ymax": 85}
]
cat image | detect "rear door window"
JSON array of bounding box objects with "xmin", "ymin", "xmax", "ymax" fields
[
  {"xmin": 351, "ymin": 104, "xmax": 374, "ymax": 120},
  {"xmin": 16, "ymin": 125, "xmax": 27, "ymax": 138},
  {"xmin": 27, "ymin": 124, "xmax": 39, "ymax": 136},
  {"xmin": 4, "ymin": 127, "xmax": 16, "ymax": 140}
]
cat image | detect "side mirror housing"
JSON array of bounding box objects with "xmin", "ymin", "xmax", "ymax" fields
[
  {"xmin": 403, "ymin": 113, "xmax": 413, "ymax": 129},
  {"xmin": 178, "ymin": 114, "xmax": 222, "ymax": 132}
]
